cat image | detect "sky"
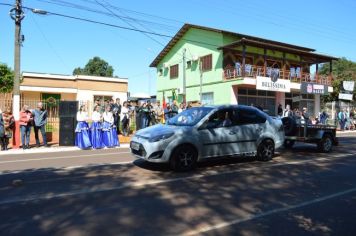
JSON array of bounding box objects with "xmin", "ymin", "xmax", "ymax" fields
[{"xmin": 1, "ymin": 0, "xmax": 356, "ymax": 96}]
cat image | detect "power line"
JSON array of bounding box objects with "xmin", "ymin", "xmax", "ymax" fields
[
  {"xmin": 0, "ymin": 2, "xmax": 343, "ymax": 59},
  {"xmin": 34, "ymin": 0, "xmax": 180, "ymax": 32},
  {"xmin": 93, "ymin": 0, "xmax": 165, "ymax": 46},
  {"xmin": 28, "ymin": 11, "xmax": 70, "ymax": 72}
]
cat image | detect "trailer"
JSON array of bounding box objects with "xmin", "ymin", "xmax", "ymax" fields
[{"xmin": 282, "ymin": 117, "xmax": 338, "ymax": 152}]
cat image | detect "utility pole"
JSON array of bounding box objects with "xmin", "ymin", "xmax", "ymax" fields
[
  {"xmin": 199, "ymin": 60, "xmax": 203, "ymax": 104},
  {"xmin": 182, "ymin": 48, "xmax": 186, "ymax": 103},
  {"xmin": 10, "ymin": 0, "xmax": 24, "ymax": 148}
]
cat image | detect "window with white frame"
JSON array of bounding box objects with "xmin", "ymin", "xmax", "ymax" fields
[{"xmin": 201, "ymin": 92, "xmax": 214, "ymax": 105}]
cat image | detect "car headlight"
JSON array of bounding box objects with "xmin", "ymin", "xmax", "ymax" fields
[{"xmin": 149, "ymin": 132, "xmax": 174, "ymax": 142}]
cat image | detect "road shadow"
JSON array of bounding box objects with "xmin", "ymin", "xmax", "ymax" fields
[{"xmin": 0, "ymin": 137, "xmax": 355, "ymax": 235}]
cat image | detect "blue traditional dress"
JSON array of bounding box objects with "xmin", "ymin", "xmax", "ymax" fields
[
  {"xmin": 75, "ymin": 111, "xmax": 92, "ymax": 149},
  {"xmin": 102, "ymin": 111, "xmax": 119, "ymax": 148},
  {"xmin": 90, "ymin": 111, "xmax": 104, "ymax": 149}
]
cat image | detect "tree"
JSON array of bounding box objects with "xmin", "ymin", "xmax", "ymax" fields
[
  {"xmin": 73, "ymin": 56, "xmax": 114, "ymax": 77},
  {"xmin": 0, "ymin": 63, "xmax": 14, "ymax": 93},
  {"xmin": 319, "ymin": 57, "xmax": 356, "ymax": 102}
]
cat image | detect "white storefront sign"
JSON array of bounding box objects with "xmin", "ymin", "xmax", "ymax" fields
[
  {"xmin": 338, "ymin": 93, "xmax": 353, "ymax": 101},
  {"xmin": 343, "ymin": 81, "xmax": 355, "ymax": 92},
  {"xmin": 256, "ymin": 76, "xmax": 291, "ymax": 92}
]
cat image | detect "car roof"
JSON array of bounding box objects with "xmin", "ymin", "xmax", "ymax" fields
[{"xmin": 204, "ymin": 104, "xmax": 257, "ymax": 111}]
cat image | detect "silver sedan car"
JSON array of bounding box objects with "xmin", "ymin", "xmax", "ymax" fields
[{"xmin": 130, "ymin": 105, "xmax": 285, "ymax": 171}]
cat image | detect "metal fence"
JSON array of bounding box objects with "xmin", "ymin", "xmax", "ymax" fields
[{"xmin": 0, "ymin": 98, "xmax": 140, "ymax": 136}]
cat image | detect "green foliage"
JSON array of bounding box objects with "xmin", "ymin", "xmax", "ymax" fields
[
  {"xmin": 319, "ymin": 57, "xmax": 356, "ymax": 102},
  {"xmin": 72, "ymin": 56, "xmax": 114, "ymax": 77},
  {"xmin": 0, "ymin": 63, "xmax": 14, "ymax": 93}
]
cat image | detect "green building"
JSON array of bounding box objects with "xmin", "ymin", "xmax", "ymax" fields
[{"xmin": 150, "ymin": 24, "xmax": 337, "ymax": 116}]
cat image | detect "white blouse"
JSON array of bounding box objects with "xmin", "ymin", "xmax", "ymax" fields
[
  {"xmin": 103, "ymin": 111, "xmax": 114, "ymax": 124},
  {"xmin": 76, "ymin": 111, "xmax": 89, "ymax": 122},
  {"xmin": 120, "ymin": 106, "xmax": 129, "ymax": 121},
  {"xmin": 92, "ymin": 111, "xmax": 102, "ymax": 122}
]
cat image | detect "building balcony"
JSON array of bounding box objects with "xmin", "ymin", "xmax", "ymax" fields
[{"xmin": 223, "ymin": 65, "xmax": 333, "ymax": 86}]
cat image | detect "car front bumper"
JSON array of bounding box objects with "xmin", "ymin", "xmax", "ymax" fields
[{"xmin": 130, "ymin": 136, "xmax": 171, "ymax": 163}]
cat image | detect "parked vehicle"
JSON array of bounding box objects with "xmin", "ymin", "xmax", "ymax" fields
[
  {"xmin": 130, "ymin": 105, "xmax": 285, "ymax": 171},
  {"xmin": 282, "ymin": 117, "xmax": 338, "ymax": 152}
]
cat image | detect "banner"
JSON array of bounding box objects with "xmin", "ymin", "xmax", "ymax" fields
[
  {"xmin": 300, "ymin": 82, "xmax": 328, "ymax": 95},
  {"xmin": 338, "ymin": 93, "xmax": 353, "ymax": 101},
  {"xmin": 256, "ymin": 76, "xmax": 291, "ymax": 92},
  {"xmin": 343, "ymin": 81, "xmax": 355, "ymax": 92}
]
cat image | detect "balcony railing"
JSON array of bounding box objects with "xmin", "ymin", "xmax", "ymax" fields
[{"xmin": 223, "ymin": 65, "xmax": 333, "ymax": 86}]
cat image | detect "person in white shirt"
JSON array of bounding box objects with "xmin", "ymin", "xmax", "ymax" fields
[
  {"xmin": 75, "ymin": 105, "xmax": 91, "ymax": 149},
  {"xmin": 90, "ymin": 105, "xmax": 104, "ymax": 149},
  {"xmin": 102, "ymin": 105, "xmax": 119, "ymax": 147}
]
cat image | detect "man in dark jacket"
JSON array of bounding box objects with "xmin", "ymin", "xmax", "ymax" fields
[
  {"xmin": 32, "ymin": 102, "xmax": 48, "ymax": 147},
  {"xmin": 112, "ymin": 98, "xmax": 122, "ymax": 134}
]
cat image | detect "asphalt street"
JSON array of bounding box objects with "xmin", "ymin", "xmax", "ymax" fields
[{"xmin": 0, "ymin": 134, "xmax": 355, "ymax": 236}]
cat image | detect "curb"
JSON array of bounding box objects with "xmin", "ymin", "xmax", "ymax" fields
[{"xmin": 0, "ymin": 143, "xmax": 130, "ymax": 156}]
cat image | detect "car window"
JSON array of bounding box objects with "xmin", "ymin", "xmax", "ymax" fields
[
  {"xmin": 206, "ymin": 109, "xmax": 233, "ymax": 128},
  {"xmin": 237, "ymin": 108, "xmax": 266, "ymax": 125},
  {"xmin": 167, "ymin": 107, "xmax": 213, "ymax": 126}
]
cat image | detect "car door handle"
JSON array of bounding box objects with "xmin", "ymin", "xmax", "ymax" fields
[{"xmin": 229, "ymin": 131, "xmax": 236, "ymax": 135}]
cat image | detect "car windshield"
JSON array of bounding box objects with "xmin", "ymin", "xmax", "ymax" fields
[{"xmin": 166, "ymin": 107, "xmax": 213, "ymax": 126}]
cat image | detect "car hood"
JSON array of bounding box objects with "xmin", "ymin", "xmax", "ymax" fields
[{"xmin": 135, "ymin": 124, "xmax": 179, "ymax": 139}]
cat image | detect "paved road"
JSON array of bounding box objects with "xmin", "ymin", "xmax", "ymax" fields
[{"xmin": 0, "ymin": 136, "xmax": 355, "ymax": 235}]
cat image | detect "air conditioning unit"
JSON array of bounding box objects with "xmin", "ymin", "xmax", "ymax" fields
[
  {"xmin": 163, "ymin": 63, "xmax": 169, "ymax": 68},
  {"xmin": 192, "ymin": 55, "xmax": 199, "ymax": 61}
]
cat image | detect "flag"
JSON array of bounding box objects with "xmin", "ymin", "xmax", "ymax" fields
[
  {"xmin": 162, "ymin": 91, "xmax": 166, "ymax": 124},
  {"xmin": 162, "ymin": 91, "xmax": 166, "ymax": 109}
]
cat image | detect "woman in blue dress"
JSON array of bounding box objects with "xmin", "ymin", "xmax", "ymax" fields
[
  {"xmin": 90, "ymin": 105, "xmax": 104, "ymax": 149},
  {"xmin": 102, "ymin": 105, "xmax": 119, "ymax": 148},
  {"xmin": 75, "ymin": 105, "xmax": 92, "ymax": 149}
]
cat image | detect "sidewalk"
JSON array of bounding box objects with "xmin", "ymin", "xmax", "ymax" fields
[
  {"xmin": 0, "ymin": 143, "xmax": 130, "ymax": 156},
  {"xmin": 336, "ymin": 129, "xmax": 356, "ymax": 136}
]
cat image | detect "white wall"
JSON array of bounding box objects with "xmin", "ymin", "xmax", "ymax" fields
[{"xmin": 76, "ymin": 90, "xmax": 127, "ymax": 103}]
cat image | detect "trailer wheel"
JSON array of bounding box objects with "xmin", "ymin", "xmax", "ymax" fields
[
  {"xmin": 317, "ymin": 134, "xmax": 333, "ymax": 153},
  {"xmin": 284, "ymin": 140, "xmax": 295, "ymax": 149}
]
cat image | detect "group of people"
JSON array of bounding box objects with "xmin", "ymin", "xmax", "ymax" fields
[
  {"xmin": 75, "ymin": 104, "xmax": 120, "ymax": 150},
  {"xmin": 134, "ymin": 100, "xmax": 193, "ymax": 130},
  {"xmin": 279, "ymin": 104, "xmax": 320, "ymax": 125},
  {"xmin": 0, "ymin": 102, "xmax": 49, "ymax": 151},
  {"xmin": 338, "ymin": 108, "xmax": 356, "ymax": 131}
]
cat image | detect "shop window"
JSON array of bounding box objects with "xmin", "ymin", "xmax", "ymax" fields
[
  {"xmin": 238, "ymin": 88, "xmax": 247, "ymax": 95},
  {"xmin": 170, "ymin": 64, "xmax": 179, "ymax": 79}
]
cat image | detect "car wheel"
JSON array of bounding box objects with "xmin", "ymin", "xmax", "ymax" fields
[
  {"xmin": 284, "ymin": 140, "xmax": 295, "ymax": 149},
  {"xmin": 257, "ymin": 139, "xmax": 274, "ymax": 161},
  {"xmin": 317, "ymin": 134, "xmax": 333, "ymax": 153},
  {"xmin": 170, "ymin": 145, "xmax": 197, "ymax": 171}
]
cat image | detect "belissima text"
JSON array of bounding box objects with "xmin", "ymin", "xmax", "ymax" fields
[{"xmin": 261, "ymin": 82, "xmax": 286, "ymax": 89}]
